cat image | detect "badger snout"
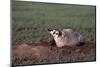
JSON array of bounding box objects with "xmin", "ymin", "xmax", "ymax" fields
[{"xmin": 48, "ymin": 29, "xmax": 53, "ymax": 31}]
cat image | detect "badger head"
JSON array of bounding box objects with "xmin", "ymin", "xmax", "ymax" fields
[{"xmin": 48, "ymin": 29, "xmax": 62, "ymax": 38}]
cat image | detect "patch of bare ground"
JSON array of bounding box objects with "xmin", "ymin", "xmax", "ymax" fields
[{"xmin": 12, "ymin": 40, "xmax": 96, "ymax": 66}]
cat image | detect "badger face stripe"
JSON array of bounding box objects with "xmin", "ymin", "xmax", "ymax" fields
[
  {"xmin": 58, "ymin": 31, "xmax": 62, "ymax": 36},
  {"xmin": 49, "ymin": 29, "xmax": 62, "ymax": 37},
  {"xmin": 53, "ymin": 31, "xmax": 56, "ymax": 34}
]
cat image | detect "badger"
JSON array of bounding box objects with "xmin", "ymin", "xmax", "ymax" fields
[{"xmin": 48, "ymin": 29, "xmax": 83, "ymax": 47}]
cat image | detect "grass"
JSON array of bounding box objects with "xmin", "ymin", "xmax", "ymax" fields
[{"xmin": 12, "ymin": 1, "xmax": 96, "ymax": 43}]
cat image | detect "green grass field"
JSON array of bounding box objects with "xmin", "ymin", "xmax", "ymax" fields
[{"xmin": 12, "ymin": 1, "xmax": 96, "ymax": 43}]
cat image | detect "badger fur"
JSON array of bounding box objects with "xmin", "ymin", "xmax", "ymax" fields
[{"xmin": 48, "ymin": 29, "xmax": 83, "ymax": 47}]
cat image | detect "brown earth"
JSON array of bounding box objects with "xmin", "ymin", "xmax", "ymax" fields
[{"xmin": 12, "ymin": 40, "xmax": 96, "ymax": 66}]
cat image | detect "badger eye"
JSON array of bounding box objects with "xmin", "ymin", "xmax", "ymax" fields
[
  {"xmin": 56, "ymin": 33, "xmax": 59, "ymax": 35},
  {"xmin": 53, "ymin": 31, "xmax": 56, "ymax": 34}
]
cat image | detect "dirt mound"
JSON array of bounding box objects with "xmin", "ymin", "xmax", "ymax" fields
[{"xmin": 12, "ymin": 41, "xmax": 96, "ymax": 66}]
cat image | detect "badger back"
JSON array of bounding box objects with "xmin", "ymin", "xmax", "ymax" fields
[{"xmin": 62, "ymin": 29, "xmax": 83, "ymax": 45}]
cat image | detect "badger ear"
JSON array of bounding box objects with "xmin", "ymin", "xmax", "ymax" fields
[{"xmin": 48, "ymin": 29, "xmax": 53, "ymax": 31}]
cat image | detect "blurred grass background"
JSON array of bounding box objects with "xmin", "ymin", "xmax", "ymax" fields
[{"xmin": 12, "ymin": 1, "xmax": 96, "ymax": 43}]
